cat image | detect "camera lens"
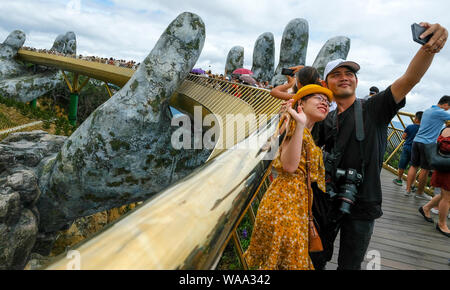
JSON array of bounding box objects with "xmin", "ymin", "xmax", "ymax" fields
[{"xmin": 339, "ymin": 197, "xmax": 353, "ymax": 214}]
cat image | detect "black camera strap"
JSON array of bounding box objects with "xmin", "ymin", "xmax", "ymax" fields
[
  {"xmin": 330, "ymin": 99, "xmax": 366, "ymax": 179},
  {"xmin": 354, "ymin": 99, "xmax": 366, "ymax": 181}
]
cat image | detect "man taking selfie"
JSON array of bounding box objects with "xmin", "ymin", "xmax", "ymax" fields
[{"xmin": 312, "ymin": 22, "xmax": 448, "ymax": 270}]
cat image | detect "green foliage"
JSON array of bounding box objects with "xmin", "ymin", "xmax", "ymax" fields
[
  {"xmin": 76, "ymin": 78, "xmax": 111, "ymax": 124},
  {"xmin": 217, "ymin": 204, "xmax": 258, "ymax": 270},
  {"xmin": 0, "ymin": 74, "xmax": 113, "ymax": 137},
  {"xmin": 0, "ymin": 94, "xmax": 76, "ymax": 136},
  {"xmin": 0, "ymin": 111, "xmax": 17, "ymax": 130}
]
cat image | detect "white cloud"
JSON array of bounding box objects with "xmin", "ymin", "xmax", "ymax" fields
[{"xmin": 1, "ymin": 0, "xmax": 450, "ymax": 113}]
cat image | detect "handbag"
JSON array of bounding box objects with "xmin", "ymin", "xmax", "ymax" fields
[
  {"xmin": 424, "ymin": 141, "xmax": 450, "ymax": 172},
  {"xmin": 305, "ymin": 149, "xmax": 324, "ymax": 253}
]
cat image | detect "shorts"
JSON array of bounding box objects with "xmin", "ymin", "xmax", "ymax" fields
[
  {"xmin": 398, "ymin": 146, "xmax": 412, "ymax": 169},
  {"xmin": 431, "ymin": 170, "xmax": 450, "ymax": 191},
  {"xmin": 410, "ymin": 142, "xmax": 432, "ymax": 170}
]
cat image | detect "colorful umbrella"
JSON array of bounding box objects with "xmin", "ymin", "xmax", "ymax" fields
[
  {"xmin": 232, "ymin": 68, "xmax": 253, "ymax": 75},
  {"xmin": 191, "ymin": 68, "xmax": 205, "ymax": 74},
  {"xmin": 239, "ymin": 75, "xmax": 257, "ymax": 85}
]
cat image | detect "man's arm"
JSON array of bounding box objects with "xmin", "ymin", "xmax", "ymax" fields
[{"xmin": 391, "ymin": 22, "xmax": 448, "ymax": 104}]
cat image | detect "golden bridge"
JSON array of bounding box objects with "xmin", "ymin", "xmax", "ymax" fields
[{"xmin": 15, "ymin": 50, "xmax": 450, "ymax": 270}]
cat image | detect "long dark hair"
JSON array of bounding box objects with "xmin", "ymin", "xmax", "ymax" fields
[{"xmin": 296, "ymin": 66, "xmax": 321, "ymax": 87}]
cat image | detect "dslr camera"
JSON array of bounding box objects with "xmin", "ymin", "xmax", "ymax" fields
[{"xmin": 323, "ymin": 151, "xmax": 363, "ymax": 215}]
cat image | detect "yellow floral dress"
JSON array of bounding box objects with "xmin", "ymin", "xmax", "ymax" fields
[{"xmin": 243, "ymin": 128, "xmax": 326, "ymax": 270}]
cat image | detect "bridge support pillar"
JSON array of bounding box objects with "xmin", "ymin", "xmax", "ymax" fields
[
  {"xmin": 68, "ymin": 93, "xmax": 79, "ymax": 126},
  {"xmin": 30, "ymin": 99, "xmax": 37, "ymax": 109},
  {"xmin": 61, "ymin": 71, "xmax": 90, "ymax": 126}
]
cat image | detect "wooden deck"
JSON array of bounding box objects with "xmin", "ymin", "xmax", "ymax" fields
[{"xmin": 327, "ymin": 169, "xmax": 450, "ymax": 270}]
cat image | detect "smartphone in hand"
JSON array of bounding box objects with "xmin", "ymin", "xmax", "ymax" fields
[
  {"xmin": 281, "ymin": 68, "xmax": 295, "ymax": 76},
  {"xmin": 411, "ymin": 23, "xmax": 433, "ymax": 45}
]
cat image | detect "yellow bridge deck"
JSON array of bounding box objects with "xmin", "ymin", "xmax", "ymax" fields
[{"xmin": 16, "ymin": 49, "xmax": 134, "ymax": 87}]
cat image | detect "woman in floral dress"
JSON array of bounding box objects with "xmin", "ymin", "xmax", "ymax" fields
[{"xmin": 244, "ymin": 84, "xmax": 333, "ymax": 270}]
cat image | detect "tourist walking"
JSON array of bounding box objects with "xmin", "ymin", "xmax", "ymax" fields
[
  {"xmin": 418, "ymin": 124, "xmax": 450, "ymax": 237},
  {"xmin": 405, "ymin": 96, "xmax": 450, "ymax": 198},
  {"xmin": 393, "ymin": 111, "xmax": 423, "ymax": 187}
]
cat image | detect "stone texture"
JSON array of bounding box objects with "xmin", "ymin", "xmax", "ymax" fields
[
  {"xmin": 0, "ymin": 72, "xmax": 63, "ymax": 103},
  {"xmin": 39, "ymin": 12, "xmax": 209, "ymax": 233},
  {"xmin": 312, "ymin": 36, "xmax": 351, "ymax": 79},
  {"xmin": 251, "ymin": 32, "xmax": 275, "ymax": 82},
  {"xmin": 0, "ymin": 208, "xmax": 38, "ymax": 270},
  {"xmin": 271, "ymin": 18, "xmax": 309, "ymax": 86},
  {"xmin": 0, "ymin": 13, "xmax": 212, "ymax": 269},
  {"xmin": 0, "ymin": 131, "xmax": 66, "ymax": 269},
  {"xmin": 0, "ymin": 31, "xmax": 73, "ymax": 103},
  {"xmin": 0, "ymin": 30, "xmax": 27, "ymax": 79},
  {"xmin": 0, "ymin": 30, "xmax": 26, "ymax": 61},
  {"xmin": 225, "ymin": 46, "xmax": 244, "ymax": 79},
  {"xmin": 51, "ymin": 32, "xmax": 77, "ymax": 55}
]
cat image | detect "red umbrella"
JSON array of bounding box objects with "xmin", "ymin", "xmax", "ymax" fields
[{"xmin": 232, "ymin": 68, "xmax": 253, "ymax": 75}]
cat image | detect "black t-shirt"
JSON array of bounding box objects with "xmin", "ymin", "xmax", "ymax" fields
[{"xmin": 313, "ymin": 86, "xmax": 405, "ymax": 220}]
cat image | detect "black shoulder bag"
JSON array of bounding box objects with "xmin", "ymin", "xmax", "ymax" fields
[{"xmin": 424, "ymin": 126, "xmax": 450, "ymax": 172}]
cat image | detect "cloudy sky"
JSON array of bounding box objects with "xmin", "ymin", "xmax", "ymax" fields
[{"xmin": 1, "ymin": 0, "xmax": 449, "ymax": 115}]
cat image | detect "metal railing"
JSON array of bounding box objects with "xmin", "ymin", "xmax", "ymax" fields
[{"xmin": 173, "ymin": 75, "xmax": 283, "ymax": 160}]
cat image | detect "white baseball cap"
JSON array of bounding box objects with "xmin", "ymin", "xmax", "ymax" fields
[{"xmin": 323, "ymin": 59, "xmax": 360, "ymax": 81}]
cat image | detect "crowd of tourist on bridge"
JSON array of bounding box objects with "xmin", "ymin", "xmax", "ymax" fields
[
  {"xmin": 190, "ymin": 69, "xmax": 273, "ymax": 89},
  {"xmin": 21, "ymin": 46, "xmax": 140, "ymax": 70}
]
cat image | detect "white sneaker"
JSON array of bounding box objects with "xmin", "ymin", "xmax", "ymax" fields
[
  {"xmin": 430, "ymin": 208, "xmax": 450, "ymax": 218},
  {"xmin": 415, "ymin": 194, "xmax": 432, "ymax": 200},
  {"xmin": 404, "ymin": 191, "xmax": 412, "ymax": 197}
]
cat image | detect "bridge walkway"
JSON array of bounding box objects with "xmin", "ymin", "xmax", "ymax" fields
[{"xmin": 326, "ymin": 169, "xmax": 450, "ymax": 270}]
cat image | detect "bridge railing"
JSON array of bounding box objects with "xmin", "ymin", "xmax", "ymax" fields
[{"xmin": 175, "ymin": 75, "xmax": 283, "ymax": 160}]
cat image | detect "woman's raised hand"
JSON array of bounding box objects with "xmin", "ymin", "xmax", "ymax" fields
[{"xmin": 285, "ymin": 99, "xmax": 307, "ymax": 127}]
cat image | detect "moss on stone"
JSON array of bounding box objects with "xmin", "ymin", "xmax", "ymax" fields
[
  {"xmin": 72, "ymin": 148, "xmax": 86, "ymax": 172},
  {"xmin": 106, "ymin": 181, "xmax": 123, "ymax": 187},
  {"xmin": 190, "ymin": 19, "xmax": 204, "ymax": 31},
  {"xmin": 146, "ymin": 154, "xmax": 154, "ymax": 165},
  {"xmin": 56, "ymin": 152, "xmax": 62, "ymax": 162},
  {"xmin": 87, "ymin": 171, "xmax": 98, "ymax": 177},
  {"xmin": 147, "ymin": 98, "xmax": 161, "ymax": 113},
  {"xmin": 130, "ymin": 80, "xmax": 139, "ymax": 92},
  {"xmin": 81, "ymin": 193, "xmax": 111, "ymax": 203},
  {"xmin": 140, "ymin": 176, "xmax": 151, "ymax": 184},
  {"xmin": 109, "ymin": 139, "xmax": 130, "ymax": 151},
  {"xmin": 114, "ymin": 167, "xmax": 131, "ymax": 176},
  {"xmin": 124, "ymin": 175, "xmax": 139, "ymax": 185}
]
